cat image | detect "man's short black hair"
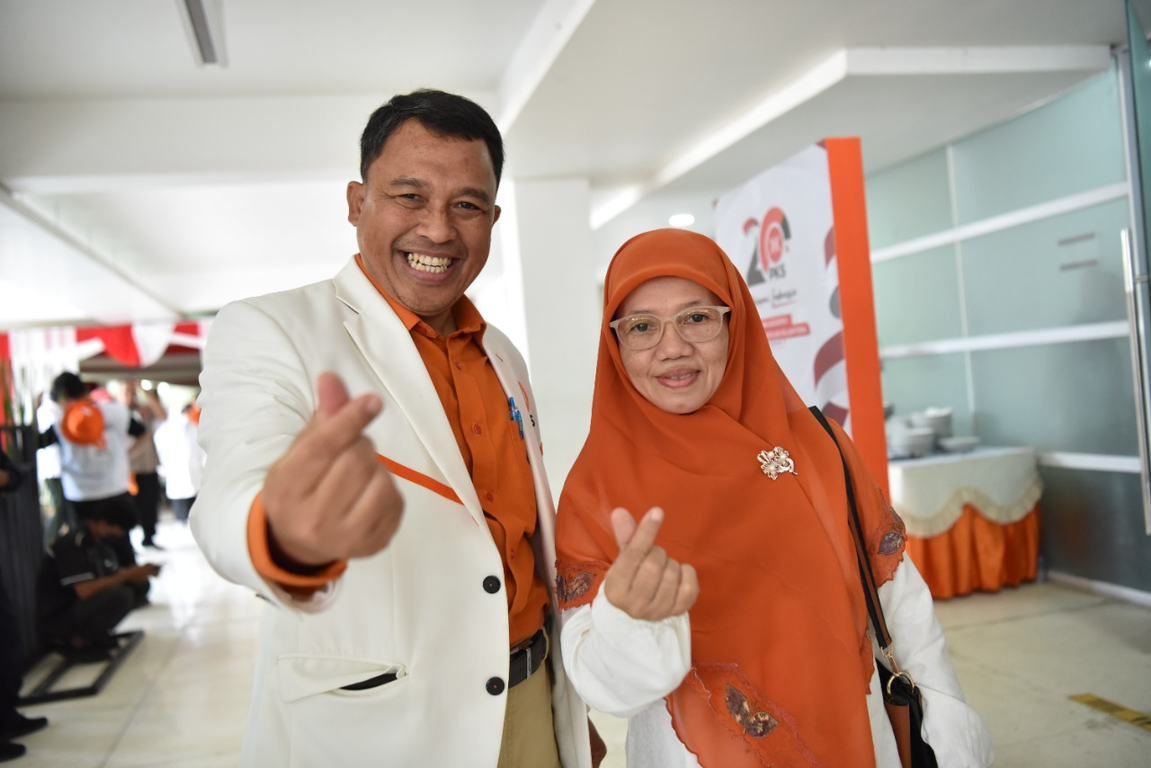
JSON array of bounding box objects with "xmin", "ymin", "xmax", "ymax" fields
[
  {"xmin": 50, "ymin": 372, "xmax": 87, "ymax": 402},
  {"xmin": 77, "ymin": 496, "xmax": 137, "ymax": 532},
  {"xmin": 359, "ymin": 89, "xmax": 505, "ymax": 188}
]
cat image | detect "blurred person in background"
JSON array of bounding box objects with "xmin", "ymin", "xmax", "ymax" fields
[
  {"xmin": 118, "ymin": 380, "xmax": 166, "ymax": 549},
  {"xmin": 36, "ymin": 393, "xmax": 71, "ymax": 546},
  {"xmin": 0, "ymin": 451, "xmax": 50, "ymax": 762},
  {"xmin": 38, "ymin": 372, "xmax": 144, "ymax": 567},
  {"xmin": 154, "ymin": 401, "xmax": 204, "ymax": 523},
  {"xmin": 37, "ymin": 500, "xmax": 159, "ymax": 664}
]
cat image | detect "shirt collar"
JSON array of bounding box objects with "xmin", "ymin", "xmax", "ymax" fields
[{"xmin": 354, "ymin": 254, "xmax": 485, "ymax": 340}]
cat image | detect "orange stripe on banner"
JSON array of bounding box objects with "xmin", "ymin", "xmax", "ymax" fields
[
  {"xmin": 376, "ymin": 454, "xmax": 462, "ymax": 505},
  {"xmin": 826, "ymin": 137, "xmax": 888, "ymax": 497}
]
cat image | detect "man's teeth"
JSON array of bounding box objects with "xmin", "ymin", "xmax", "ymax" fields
[{"xmin": 406, "ymin": 252, "xmax": 452, "ymax": 273}]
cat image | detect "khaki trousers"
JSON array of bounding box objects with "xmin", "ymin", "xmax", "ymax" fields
[{"xmin": 496, "ymin": 640, "xmax": 562, "ymax": 768}]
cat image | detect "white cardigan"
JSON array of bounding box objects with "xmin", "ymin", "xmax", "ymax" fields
[{"xmin": 562, "ymin": 557, "xmax": 993, "ymax": 767}]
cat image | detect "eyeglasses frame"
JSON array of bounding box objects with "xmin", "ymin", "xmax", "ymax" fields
[{"xmin": 609, "ymin": 305, "xmax": 732, "ymax": 350}]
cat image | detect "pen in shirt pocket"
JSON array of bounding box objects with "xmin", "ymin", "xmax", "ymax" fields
[{"xmin": 508, "ymin": 396, "xmax": 524, "ymax": 439}]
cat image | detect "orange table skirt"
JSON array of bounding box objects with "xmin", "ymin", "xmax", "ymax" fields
[{"xmin": 904, "ymin": 504, "xmax": 1040, "ymax": 599}]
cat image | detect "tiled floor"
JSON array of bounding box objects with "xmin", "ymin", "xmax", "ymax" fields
[{"xmin": 13, "ymin": 518, "xmax": 1151, "ymax": 766}]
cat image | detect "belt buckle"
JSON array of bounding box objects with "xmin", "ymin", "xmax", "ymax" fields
[{"xmin": 512, "ymin": 627, "xmax": 543, "ymax": 685}]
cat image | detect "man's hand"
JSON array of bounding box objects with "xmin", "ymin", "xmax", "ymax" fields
[
  {"xmin": 125, "ymin": 564, "xmax": 161, "ymax": 582},
  {"xmin": 603, "ymin": 507, "xmax": 698, "ymax": 621},
  {"xmin": 261, "ymin": 372, "xmax": 404, "ymax": 569}
]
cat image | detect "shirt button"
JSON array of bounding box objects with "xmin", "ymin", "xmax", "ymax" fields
[
  {"xmin": 483, "ymin": 575, "xmax": 501, "ymax": 594},
  {"xmin": 473, "ymin": 424, "xmax": 483, "ymax": 435},
  {"xmin": 455, "ymin": 361, "xmax": 463, "ymax": 370},
  {"xmin": 486, "ymin": 677, "xmax": 505, "ymax": 696},
  {"xmin": 485, "ymin": 492, "xmax": 493, "ymax": 502}
]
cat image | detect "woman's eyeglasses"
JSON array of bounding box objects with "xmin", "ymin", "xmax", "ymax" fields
[{"xmin": 609, "ymin": 305, "xmax": 731, "ymax": 351}]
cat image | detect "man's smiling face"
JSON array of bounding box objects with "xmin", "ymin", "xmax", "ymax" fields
[{"xmin": 347, "ymin": 118, "xmax": 501, "ymax": 335}]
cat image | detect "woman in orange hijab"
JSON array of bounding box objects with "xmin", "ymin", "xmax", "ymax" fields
[{"xmin": 555, "ymin": 229, "xmax": 991, "ymax": 767}]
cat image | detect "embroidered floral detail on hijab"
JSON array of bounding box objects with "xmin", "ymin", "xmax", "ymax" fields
[
  {"xmin": 557, "ymin": 571, "xmax": 595, "ymax": 603},
  {"xmin": 879, "ymin": 530, "xmax": 905, "ymax": 556},
  {"xmin": 724, "ymin": 684, "xmax": 779, "ymax": 738},
  {"xmin": 876, "ymin": 500, "xmax": 907, "ymax": 555},
  {"xmin": 757, "ymin": 447, "xmax": 797, "ymax": 480}
]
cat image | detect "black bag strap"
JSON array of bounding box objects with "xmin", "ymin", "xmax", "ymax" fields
[
  {"xmin": 810, "ymin": 407, "xmax": 934, "ymax": 767},
  {"xmin": 808, "ymin": 406, "xmax": 894, "ymax": 650}
]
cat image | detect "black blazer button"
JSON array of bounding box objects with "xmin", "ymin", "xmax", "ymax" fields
[
  {"xmin": 483, "ymin": 575, "xmax": 501, "ymax": 594},
  {"xmin": 486, "ymin": 677, "xmax": 505, "ymax": 696}
]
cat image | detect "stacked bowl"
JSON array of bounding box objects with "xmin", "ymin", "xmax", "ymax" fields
[
  {"xmin": 909, "ymin": 407, "xmax": 952, "ymax": 439},
  {"xmin": 888, "ymin": 407, "xmax": 955, "ymax": 458},
  {"xmin": 887, "ymin": 423, "xmax": 936, "ymax": 458}
]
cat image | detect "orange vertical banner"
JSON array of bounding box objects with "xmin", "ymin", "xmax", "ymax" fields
[
  {"xmin": 826, "ymin": 138, "xmax": 887, "ymax": 495},
  {"xmin": 715, "ymin": 138, "xmax": 888, "ymax": 494}
]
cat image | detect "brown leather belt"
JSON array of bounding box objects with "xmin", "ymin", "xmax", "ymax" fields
[{"xmin": 508, "ymin": 626, "xmax": 547, "ymax": 688}]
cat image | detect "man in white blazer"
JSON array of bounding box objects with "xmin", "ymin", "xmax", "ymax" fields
[{"xmin": 191, "ymin": 90, "xmax": 597, "ymax": 767}]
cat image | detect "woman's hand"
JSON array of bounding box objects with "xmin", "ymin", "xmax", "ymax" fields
[{"xmin": 604, "ymin": 506, "xmax": 698, "ymax": 620}]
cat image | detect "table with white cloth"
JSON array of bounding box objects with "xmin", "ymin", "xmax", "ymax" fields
[{"xmin": 887, "ymin": 447, "xmax": 1043, "ymax": 599}]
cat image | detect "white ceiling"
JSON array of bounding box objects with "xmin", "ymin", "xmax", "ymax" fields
[{"xmin": 0, "ymin": 0, "xmax": 1129, "ymax": 330}]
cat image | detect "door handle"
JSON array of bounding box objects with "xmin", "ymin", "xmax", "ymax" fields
[{"xmin": 1120, "ymin": 228, "xmax": 1151, "ymax": 534}]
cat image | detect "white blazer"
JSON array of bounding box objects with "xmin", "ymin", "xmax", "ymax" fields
[{"xmin": 191, "ymin": 257, "xmax": 592, "ymax": 768}]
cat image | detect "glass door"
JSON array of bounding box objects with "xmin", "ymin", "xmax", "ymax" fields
[{"xmin": 1120, "ymin": 0, "xmax": 1151, "ymax": 534}]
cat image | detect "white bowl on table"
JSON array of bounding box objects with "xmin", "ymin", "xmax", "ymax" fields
[
  {"xmin": 910, "ymin": 407, "xmax": 952, "ymax": 439},
  {"xmin": 938, "ymin": 436, "xmax": 980, "ymax": 454},
  {"xmin": 889, "ymin": 426, "xmax": 936, "ymax": 458}
]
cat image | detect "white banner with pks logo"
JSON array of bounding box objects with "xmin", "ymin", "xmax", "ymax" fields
[{"xmin": 714, "ymin": 142, "xmax": 850, "ymax": 430}]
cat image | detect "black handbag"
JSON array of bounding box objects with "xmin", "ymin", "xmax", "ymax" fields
[{"xmin": 810, "ymin": 406, "xmax": 939, "ymax": 768}]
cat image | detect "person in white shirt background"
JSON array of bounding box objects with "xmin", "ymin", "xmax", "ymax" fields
[{"xmin": 153, "ymin": 402, "xmax": 204, "ymax": 524}]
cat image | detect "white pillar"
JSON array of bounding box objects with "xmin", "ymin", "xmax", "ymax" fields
[{"xmin": 499, "ymin": 177, "xmax": 600, "ymax": 490}]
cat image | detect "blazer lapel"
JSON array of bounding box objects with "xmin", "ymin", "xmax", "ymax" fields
[
  {"xmin": 483, "ymin": 329, "xmax": 561, "ymax": 593},
  {"xmin": 332, "ymin": 260, "xmax": 485, "ymax": 527}
]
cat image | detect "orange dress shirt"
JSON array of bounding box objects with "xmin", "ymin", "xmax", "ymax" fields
[{"xmin": 248, "ymin": 257, "xmax": 548, "ymax": 646}]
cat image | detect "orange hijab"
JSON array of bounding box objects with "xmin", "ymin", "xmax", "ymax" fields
[{"xmin": 556, "ymin": 229, "xmax": 906, "ymax": 767}]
